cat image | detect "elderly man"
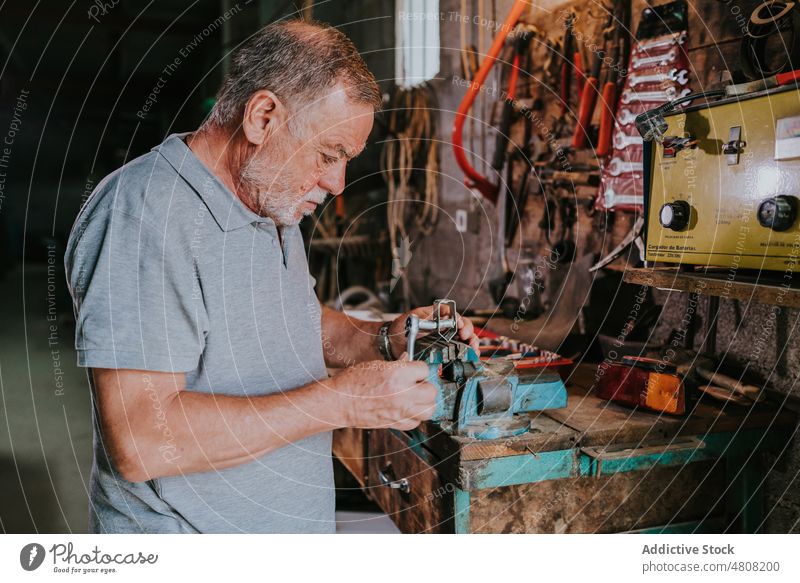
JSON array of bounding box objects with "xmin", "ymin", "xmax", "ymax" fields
[{"xmin": 65, "ymin": 20, "xmax": 477, "ymax": 534}]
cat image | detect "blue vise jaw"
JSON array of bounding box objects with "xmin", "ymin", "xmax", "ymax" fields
[
  {"xmin": 455, "ymin": 360, "xmax": 568, "ymax": 440},
  {"xmin": 406, "ymin": 299, "xmax": 567, "ymax": 440}
]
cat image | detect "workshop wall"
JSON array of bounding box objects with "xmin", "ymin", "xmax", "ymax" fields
[
  {"xmin": 653, "ymin": 0, "xmax": 800, "ymax": 533},
  {"xmin": 407, "ymin": 0, "xmax": 644, "ymax": 336},
  {"xmin": 403, "ymin": 0, "xmax": 800, "ymax": 532}
]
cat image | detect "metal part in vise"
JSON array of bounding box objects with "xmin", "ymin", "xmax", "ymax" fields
[
  {"xmin": 404, "ymin": 299, "xmax": 568, "ymax": 440},
  {"xmin": 405, "ymin": 299, "xmax": 458, "ymax": 361}
]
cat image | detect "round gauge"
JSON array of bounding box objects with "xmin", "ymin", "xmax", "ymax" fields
[{"xmin": 757, "ymin": 196, "xmax": 797, "ymax": 232}]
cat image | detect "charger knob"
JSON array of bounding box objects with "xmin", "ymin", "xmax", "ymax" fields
[{"xmin": 659, "ymin": 200, "xmax": 690, "ymax": 231}]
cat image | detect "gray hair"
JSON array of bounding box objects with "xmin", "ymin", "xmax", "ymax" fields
[{"xmin": 208, "ymin": 19, "xmax": 381, "ymax": 128}]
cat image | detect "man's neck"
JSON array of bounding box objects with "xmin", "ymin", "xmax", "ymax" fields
[{"xmin": 186, "ymin": 126, "xmax": 259, "ymax": 214}]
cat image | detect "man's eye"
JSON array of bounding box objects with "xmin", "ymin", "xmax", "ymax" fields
[{"xmin": 321, "ymin": 153, "xmax": 338, "ymax": 166}]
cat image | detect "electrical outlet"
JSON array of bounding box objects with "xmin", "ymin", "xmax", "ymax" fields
[{"xmin": 455, "ymin": 209, "xmax": 468, "ymax": 233}]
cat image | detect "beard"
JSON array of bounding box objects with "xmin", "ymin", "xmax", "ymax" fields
[{"xmin": 239, "ymin": 141, "xmax": 329, "ymax": 226}]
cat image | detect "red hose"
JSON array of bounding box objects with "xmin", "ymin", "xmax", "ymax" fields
[{"xmin": 452, "ymin": 0, "xmax": 528, "ymax": 205}]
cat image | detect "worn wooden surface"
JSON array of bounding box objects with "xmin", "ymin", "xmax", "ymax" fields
[
  {"xmin": 415, "ymin": 365, "xmax": 797, "ymax": 460},
  {"xmin": 334, "ymin": 363, "xmax": 795, "ymax": 467},
  {"xmin": 333, "ymin": 363, "xmax": 793, "ymax": 532},
  {"xmin": 622, "ymin": 267, "xmax": 800, "ymax": 309},
  {"xmin": 468, "ymin": 460, "xmax": 727, "ymax": 533},
  {"xmin": 417, "ymin": 414, "xmax": 580, "ymax": 462},
  {"xmin": 332, "ymin": 427, "xmax": 368, "ymax": 487},
  {"xmin": 364, "ymin": 429, "xmax": 452, "ymax": 534}
]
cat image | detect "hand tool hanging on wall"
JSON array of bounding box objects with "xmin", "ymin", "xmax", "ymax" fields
[
  {"xmin": 560, "ymin": 12, "xmax": 575, "ymax": 115},
  {"xmin": 488, "ymin": 30, "xmax": 534, "ymax": 305},
  {"xmin": 574, "ymin": 52, "xmax": 585, "ymax": 100},
  {"xmin": 595, "ymin": 0, "xmax": 691, "ymax": 211},
  {"xmin": 596, "ymin": 2, "xmax": 630, "ymax": 157},
  {"xmin": 551, "ymin": 198, "xmax": 577, "ymax": 263},
  {"xmin": 452, "ymin": 0, "xmax": 529, "ymax": 204},
  {"xmin": 498, "ymin": 30, "xmax": 534, "ymax": 245},
  {"xmin": 589, "ymin": 215, "xmax": 644, "ymax": 271},
  {"xmin": 571, "ymin": 16, "xmax": 612, "ymax": 149},
  {"xmin": 491, "ymin": 31, "xmax": 532, "ymax": 174},
  {"xmin": 504, "ymin": 149, "xmax": 533, "ymax": 249}
]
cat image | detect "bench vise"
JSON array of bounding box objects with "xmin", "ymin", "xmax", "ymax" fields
[{"xmin": 406, "ymin": 300, "xmax": 567, "ymax": 440}]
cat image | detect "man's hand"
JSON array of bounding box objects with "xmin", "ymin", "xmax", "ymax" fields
[
  {"xmin": 387, "ymin": 304, "xmax": 480, "ymax": 359},
  {"xmin": 329, "ymin": 360, "xmax": 437, "ymax": 430}
]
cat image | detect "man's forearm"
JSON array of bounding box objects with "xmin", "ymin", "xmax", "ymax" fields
[
  {"xmin": 321, "ymin": 305, "xmax": 385, "ymax": 366},
  {"xmin": 122, "ymin": 379, "xmax": 347, "ymax": 481}
]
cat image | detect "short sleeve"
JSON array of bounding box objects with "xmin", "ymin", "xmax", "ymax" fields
[{"xmin": 66, "ymin": 210, "xmax": 208, "ymax": 372}]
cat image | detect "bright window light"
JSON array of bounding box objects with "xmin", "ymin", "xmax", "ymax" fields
[{"xmin": 396, "ymin": 0, "xmax": 440, "ymax": 87}]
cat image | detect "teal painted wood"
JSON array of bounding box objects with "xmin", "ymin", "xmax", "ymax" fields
[
  {"xmin": 460, "ymin": 449, "xmax": 577, "ymax": 490},
  {"xmin": 453, "ymin": 489, "xmax": 471, "ymax": 534},
  {"xmin": 581, "ymin": 429, "xmax": 774, "ymax": 477},
  {"xmin": 582, "ymin": 443, "xmax": 709, "ymax": 476},
  {"xmin": 385, "ymin": 426, "xmax": 780, "ymax": 532},
  {"xmin": 459, "ymin": 429, "xmax": 775, "ymax": 490}
]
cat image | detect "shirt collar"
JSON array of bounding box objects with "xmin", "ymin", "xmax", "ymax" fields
[{"xmin": 154, "ymin": 132, "xmax": 276, "ymax": 234}]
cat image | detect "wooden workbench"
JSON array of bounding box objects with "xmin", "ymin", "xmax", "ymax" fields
[
  {"xmin": 621, "ymin": 267, "xmax": 800, "ymax": 309},
  {"xmin": 333, "ymin": 365, "xmax": 795, "ymax": 533}
]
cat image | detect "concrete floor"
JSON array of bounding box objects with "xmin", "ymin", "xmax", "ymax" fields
[{"xmin": 0, "ymin": 263, "xmax": 397, "ymax": 534}]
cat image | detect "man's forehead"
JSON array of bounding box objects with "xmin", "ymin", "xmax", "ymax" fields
[
  {"xmin": 309, "ymin": 112, "xmax": 370, "ymax": 157},
  {"xmin": 300, "ymin": 86, "xmax": 372, "ymax": 152}
]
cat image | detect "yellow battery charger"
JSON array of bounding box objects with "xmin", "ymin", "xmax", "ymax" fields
[{"xmin": 644, "ymin": 85, "xmax": 800, "ymax": 271}]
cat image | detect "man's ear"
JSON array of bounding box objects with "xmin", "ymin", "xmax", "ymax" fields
[{"xmin": 241, "ymin": 89, "xmax": 286, "ymax": 146}]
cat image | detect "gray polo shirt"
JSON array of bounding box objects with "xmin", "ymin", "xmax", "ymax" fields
[{"xmin": 65, "ymin": 133, "xmax": 333, "ymax": 533}]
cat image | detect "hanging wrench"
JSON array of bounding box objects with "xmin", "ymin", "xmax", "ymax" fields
[
  {"xmin": 629, "ymin": 68, "xmax": 689, "ymax": 87},
  {"xmin": 599, "ymin": 186, "xmax": 643, "ymax": 210},
  {"xmin": 631, "ymin": 48, "xmax": 677, "ymax": 69},
  {"xmin": 607, "ymin": 157, "xmax": 643, "ymax": 176},
  {"xmin": 618, "ymin": 108, "xmax": 639, "ymax": 126},
  {"xmin": 621, "ymin": 87, "xmax": 691, "ymax": 104},
  {"xmin": 636, "ymin": 32, "xmax": 686, "ymax": 52},
  {"xmin": 614, "ymin": 131, "xmax": 644, "ymax": 150}
]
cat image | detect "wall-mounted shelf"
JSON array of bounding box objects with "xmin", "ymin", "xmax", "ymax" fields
[{"xmin": 620, "ymin": 267, "xmax": 800, "ymax": 309}]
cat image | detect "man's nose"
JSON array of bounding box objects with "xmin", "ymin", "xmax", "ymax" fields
[{"xmin": 318, "ymin": 160, "xmax": 346, "ymax": 196}]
